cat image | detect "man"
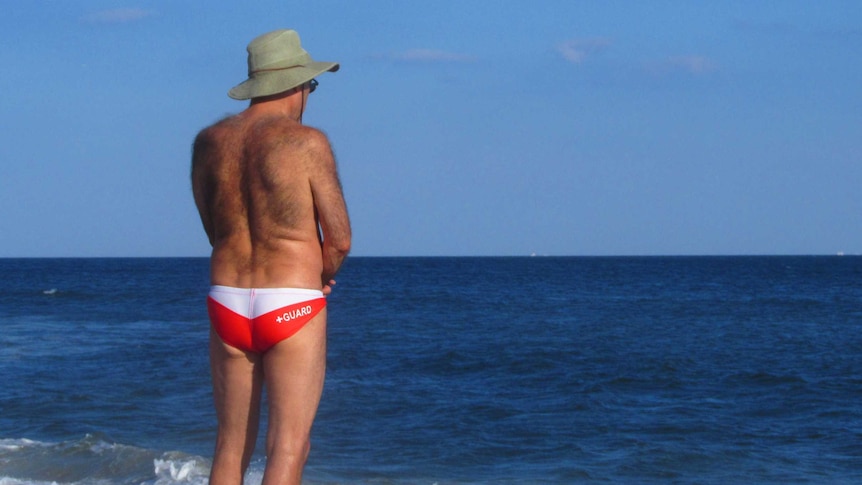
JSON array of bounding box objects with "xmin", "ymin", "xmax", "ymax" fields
[{"xmin": 191, "ymin": 29, "xmax": 351, "ymax": 485}]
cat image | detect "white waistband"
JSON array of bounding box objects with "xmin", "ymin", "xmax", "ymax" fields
[
  {"xmin": 208, "ymin": 285, "xmax": 325, "ymax": 318},
  {"xmin": 209, "ymin": 285, "xmax": 323, "ymax": 297}
]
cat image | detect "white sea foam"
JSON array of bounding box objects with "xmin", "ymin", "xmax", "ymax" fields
[
  {"xmin": 0, "ymin": 438, "xmax": 46, "ymax": 451},
  {"xmin": 243, "ymin": 470, "xmax": 264, "ymax": 485},
  {"xmin": 0, "ymin": 478, "xmax": 57, "ymax": 485},
  {"xmin": 151, "ymin": 455, "xmax": 268, "ymax": 485},
  {"xmin": 0, "ymin": 436, "xmax": 213, "ymax": 485},
  {"xmin": 152, "ymin": 454, "xmax": 210, "ymax": 485}
]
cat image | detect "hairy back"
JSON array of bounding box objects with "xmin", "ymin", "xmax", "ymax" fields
[{"xmin": 192, "ymin": 113, "xmax": 331, "ymax": 287}]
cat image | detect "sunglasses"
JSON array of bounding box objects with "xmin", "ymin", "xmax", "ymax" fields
[{"xmin": 308, "ymin": 78, "xmax": 318, "ymax": 93}]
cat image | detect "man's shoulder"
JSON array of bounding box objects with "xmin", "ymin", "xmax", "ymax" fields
[
  {"xmin": 255, "ymin": 119, "xmax": 332, "ymax": 152},
  {"xmin": 296, "ymin": 125, "xmax": 331, "ymax": 150},
  {"xmin": 195, "ymin": 115, "xmax": 240, "ymax": 144}
]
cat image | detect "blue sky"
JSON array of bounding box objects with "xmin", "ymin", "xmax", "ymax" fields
[{"xmin": 1, "ymin": 1, "xmax": 860, "ymax": 257}]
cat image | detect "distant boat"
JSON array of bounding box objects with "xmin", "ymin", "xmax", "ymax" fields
[{"xmin": 43, "ymin": 288, "xmax": 58, "ymax": 295}]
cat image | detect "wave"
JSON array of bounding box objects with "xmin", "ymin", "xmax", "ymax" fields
[{"xmin": 0, "ymin": 435, "xmax": 210, "ymax": 485}]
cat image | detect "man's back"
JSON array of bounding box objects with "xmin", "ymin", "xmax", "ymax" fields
[{"xmin": 192, "ymin": 110, "xmax": 349, "ymax": 290}]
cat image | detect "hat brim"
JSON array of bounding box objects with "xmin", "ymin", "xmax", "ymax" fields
[{"xmin": 228, "ymin": 61, "xmax": 339, "ymax": 100}]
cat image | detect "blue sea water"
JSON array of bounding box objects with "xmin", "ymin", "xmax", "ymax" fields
[{"xmin": 1, "ymin": 256, "xmax": 861, "ymax": 484}]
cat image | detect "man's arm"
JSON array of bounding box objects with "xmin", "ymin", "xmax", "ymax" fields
[
  {"xmin": 307, "ymin": 130, "xmax": 351, "ymax": 285},
  {"xmin": 191, "ymin": 131, "xmax": 215, "ymax": 246}
]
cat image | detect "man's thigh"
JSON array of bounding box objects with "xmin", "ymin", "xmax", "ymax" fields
[
  {"xmin": 263, "ymin": 311, "xmax": 327, "ymax": 435},
  {"xmin": 210, "ymin": 330, "xmax": 264, "ymax": 428}
]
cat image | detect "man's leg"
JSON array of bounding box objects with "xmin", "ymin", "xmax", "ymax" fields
[
  {"xmin": 209, "ymin": 329, "xmax": 264, "ymax": 485},
  {"xmin": 260, "ymin": 310, "xmax": 327, "ymax": 485}
]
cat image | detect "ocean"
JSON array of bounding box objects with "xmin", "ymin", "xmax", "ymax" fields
[{"xmin": 1, "ymin": 256, "xmax": 860, "ymax": 484}]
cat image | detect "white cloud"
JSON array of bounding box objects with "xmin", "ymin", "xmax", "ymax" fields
[
  {"xmin": 81, "ymin": 8, "xmax": 155, "ymax": 24},
  {"xmin": 556, "ymin": 38, "xmax": 611, "ymax": 64}
]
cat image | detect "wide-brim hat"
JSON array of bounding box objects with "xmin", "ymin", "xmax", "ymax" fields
[{"xmin": 228, "ymin": 29, "xmax": 339, "ymax": 100}]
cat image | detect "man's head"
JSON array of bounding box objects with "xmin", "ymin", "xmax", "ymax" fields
[{"xmin": 228, "ymin": 29, "xmax": 339, "ymax": 100}]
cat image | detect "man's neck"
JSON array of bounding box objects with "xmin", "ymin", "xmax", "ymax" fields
[{"xmin": 248, "ymin": 89, "xmax": 306, "ymax": 121}]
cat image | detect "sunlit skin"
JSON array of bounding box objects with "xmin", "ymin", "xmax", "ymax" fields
[{"xmin": 192, "ymin": 79, "xmax": 351, "ymax": 485}]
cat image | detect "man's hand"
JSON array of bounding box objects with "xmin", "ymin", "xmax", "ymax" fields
[{"xmin": 322, "ymin": 279, "xmax": 336, "ymax": 296}]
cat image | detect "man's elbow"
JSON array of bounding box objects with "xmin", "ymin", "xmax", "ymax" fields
[
  {"xmin": 324, "ymin": 231, "xmax": 351, "ymax": 255},
  {"xmin": 331, "ymin": 237, "xmax": 351, "ymax": 256}
]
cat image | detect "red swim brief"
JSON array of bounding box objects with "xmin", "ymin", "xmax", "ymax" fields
[{"xmin": 207, "ymin": 285, "xmax": 326, "ymax": 353}]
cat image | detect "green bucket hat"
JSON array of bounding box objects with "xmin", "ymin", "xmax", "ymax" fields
[{"xmin": 228, "ymin": 29, "xmax": 339, "ymax": 100}]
